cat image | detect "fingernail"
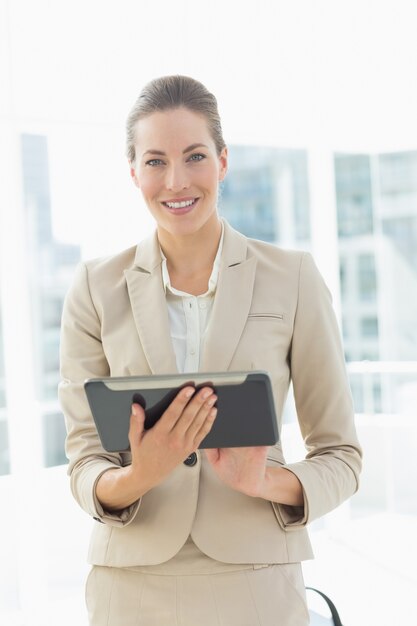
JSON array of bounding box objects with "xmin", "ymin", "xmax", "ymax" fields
[
  {"xmin": 184, "ymin": 387, "xmax": 194, "ymax": 399},
  {"xmin": 132, "ymin": 404, "xmax": 138, "ymax": 416}
]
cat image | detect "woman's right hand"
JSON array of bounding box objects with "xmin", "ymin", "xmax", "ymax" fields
[
  {"xmin": 128, "ymin": 385, "xmax": 217, "ymax": 491},
  {"xmin": 95, "ymin": 386, "xmax": 217, "ymax": 512}
]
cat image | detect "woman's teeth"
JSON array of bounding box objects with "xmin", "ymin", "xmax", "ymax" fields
[{"xmin": 164, "ymin": 198, "xmax": 196, "ymax": 208}]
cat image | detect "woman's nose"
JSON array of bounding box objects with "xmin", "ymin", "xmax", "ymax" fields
[{"xmin": 165, "ymin": 164, "xmax": 190, "ymax": 191}]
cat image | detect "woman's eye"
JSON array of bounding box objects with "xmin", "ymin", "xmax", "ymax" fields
[
  {"xmin": 189, "ymin": 153, "xmax": 206, "ymax": 162},
  {"xmin": 145, "ymin": 154, "xmax": 205, "ymax": 167}
]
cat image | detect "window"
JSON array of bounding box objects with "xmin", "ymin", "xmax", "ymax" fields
[
  {"xmin": 0, "ymin": 301, "xmax": 9, "ymax": 476},
  {"xmin": 0, "ymin": 417, "xmax": 10, "ymax": 476},
  {"xmin": 20, "ymin": 134, "xmax": 81, "ymax": 463},
  {"xmin": 42, "ymin": 412, "xmax": 67, "ymax": 468},
  {"xmin": 221, "ymin": 146, "xmax": 310, "ymax": 245},
  {"xmin": 339, "ymin": 256, "xmax": 347, "ymax": 296},
  {"xmin": 358, "ymin": 253, "xmax": 377, "ymax": 302},
  {"xmin": 0, "ymin": 310, "xmax": 6, "ymax": 408},
  {"xmin": 360, "ymin": 316, "xmax": 379, "ymax": 338},
  {"xmin": 335, "ymin": 154, "xmax": 374, "ymax": 237}
]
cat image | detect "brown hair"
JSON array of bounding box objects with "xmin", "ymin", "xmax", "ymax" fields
[{"xmin": 126, "ymin": 75, "xmax": 226, "ymax": 164}]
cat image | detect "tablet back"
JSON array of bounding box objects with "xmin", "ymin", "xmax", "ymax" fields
[{"xmin": 84, "ymin": 371, "xmax": 278, "ymax": 452}]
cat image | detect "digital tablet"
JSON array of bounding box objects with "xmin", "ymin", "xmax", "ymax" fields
[{"xmin": 84, "ymin": 370, "xmax": 278, "ymax": 452}]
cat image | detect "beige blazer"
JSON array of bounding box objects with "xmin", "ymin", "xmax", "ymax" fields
[{"xmin": 59, "ymin": 218, "xmax": 362, "ymax": 568}]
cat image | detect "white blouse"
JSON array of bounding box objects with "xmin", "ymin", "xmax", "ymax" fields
[{"xmin": 160, "ymin": 220, "xmax": 224, "ymax": 374}]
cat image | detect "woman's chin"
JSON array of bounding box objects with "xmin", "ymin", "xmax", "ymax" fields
[{"xmin": 155, "ymin": 207, "xmax": 219, "ymax": 237}]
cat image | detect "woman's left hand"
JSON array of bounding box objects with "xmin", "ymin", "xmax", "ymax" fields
[{"xmin": 204, "ymin": 446, "xmax": 269, "ymax": 498}]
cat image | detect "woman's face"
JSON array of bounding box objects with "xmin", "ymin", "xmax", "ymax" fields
[{"xmin": 130, "ymin": 107, "xmax": 227, "ymax": 237}]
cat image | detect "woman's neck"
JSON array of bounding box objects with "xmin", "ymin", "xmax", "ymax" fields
[{"xmin": 158, "ymin": 215, "xmax": 223, "ymax": 279}]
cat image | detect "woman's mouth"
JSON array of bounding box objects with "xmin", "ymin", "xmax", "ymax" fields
[{"xmin": 161, "ymin": 197, "xmax": 199, "ymax": 215}]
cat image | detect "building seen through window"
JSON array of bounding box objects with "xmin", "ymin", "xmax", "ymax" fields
[
  {"xmin": 335, "ymin": 150, "xmax": 417, "ymax": 422},
  {"xmin": 334, "ymin": 154, "xmax": 374, "ymax": 237},
  {"xmin": 379, "ymin": 151, "xmax": 417, "ymax": 273},
  {"xmin": 0, "ymin": 306, "xmax": 9, "ymax": 475},
  {"xmin": 220, "ymin": 146, "xmax": 311, "ymax": 246},
  {"xmin": 20, "ymin": 134, "xmax": 81, "ymax": 468}
]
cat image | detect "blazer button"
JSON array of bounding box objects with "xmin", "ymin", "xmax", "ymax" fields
[{"xmin": 183, "ymin": 452, "xmax": 198, "ymax": 467}]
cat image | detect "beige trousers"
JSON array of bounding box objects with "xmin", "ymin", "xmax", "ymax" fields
[{"xmin": 85, "ymin": 562, "xmax": 310, "ymax": 626}]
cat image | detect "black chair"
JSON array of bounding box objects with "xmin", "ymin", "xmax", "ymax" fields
[{"xmin": 306, "ymin": 587, "xmax": 344, "ymax": 626}]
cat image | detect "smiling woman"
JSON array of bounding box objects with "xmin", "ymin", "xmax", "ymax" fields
[
  {"xmin": 59, "ymin": 74, "xmax": 362, "ymax": 626},
  {"xmin": 129, "ymin": 107, "xmax": 228, "ymax": 244}
]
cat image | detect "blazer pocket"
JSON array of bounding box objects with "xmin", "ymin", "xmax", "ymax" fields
[{"xmin": 247, "ymin": 313, "xmax": 284, "ymax": 321}]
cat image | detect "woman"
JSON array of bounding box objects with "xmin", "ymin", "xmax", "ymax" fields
[{"xmin": 59, "ymin": 75, "xmax": 362, "ymax": 626}]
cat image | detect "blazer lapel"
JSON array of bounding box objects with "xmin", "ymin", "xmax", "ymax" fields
[
  {"xmin": 200, "ymin": 220, "xmax": 257, "ymax": 372},
  {"xmin": 124, "ymin": 219, "xmax": 256, "ymax": 375},
  {"xmin": 124, "ymin": 231, "xmax": 178, "ymax": 374}
]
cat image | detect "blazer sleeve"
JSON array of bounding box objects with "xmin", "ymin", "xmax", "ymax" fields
[
  {"xmin": 58, "ymin": 262, "xmax": 141, "ymax": 527},
  {"xmin": 273, "ymin": 252, "xmax": 363, "ymax": 530}
]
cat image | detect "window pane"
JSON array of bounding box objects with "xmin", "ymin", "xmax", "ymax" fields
[
  {"xmin": 378, "ymin": 151, "xmax": 417, "ymax": 273},
  {"xmin": 0, "ymin": 414, "xmax": 10, "ymax": 476},
  {"xmin": 0, "ymin": 308, "xmax": 6, "ymax": 408},
  {"xmin": 382, "ymin": 216, "xmax": 417, "ymax": 272},
  {"xmin": 0, "ymin": 300, "xmax": 9, "ymax": 475},
  {"xmin": 358, "ymin": 254, "xmax": 377, "ymax": 302},
  {"xmin": 335, "ymin": 154, "xmax": 374, "ymax": 237},
  {"xmin": 360, "ymin": 317, "xmax": 379, "ymax": 337},
  {"xmin": 42, "ymin": 412, "xmax": 67, "ymax": 468},
  {"xmin": 220, "ymin": 146, "xmax": 310, "ymax": 245},
  {"xmin": 21, "ymin": 133, "xmax": 81, "ymax": 467}
]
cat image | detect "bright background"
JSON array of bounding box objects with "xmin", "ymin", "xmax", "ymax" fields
[{"xmin": 1, "ymin": 1, "xmax": 416, "ymax": 624}]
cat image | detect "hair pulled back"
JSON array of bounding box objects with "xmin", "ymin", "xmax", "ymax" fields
[{"xmin": 126, "ymin": 75, "xmax": 226, "ymax": 164}]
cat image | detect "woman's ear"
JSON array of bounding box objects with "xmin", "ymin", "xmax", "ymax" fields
[
  {"xmin": 129, "ymin": 162, "xmax": 141, "ymax": 189},
  {"xmin": 218, "ymin": 146, "xmax": 228, "ymax": 182}
]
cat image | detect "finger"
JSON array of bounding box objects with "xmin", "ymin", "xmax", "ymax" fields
[
  {"xmin": 128, "ymin": 403, "xmax": 146, "ymax": 450},
  {"xmin": 157, "ymin": 386, "xmax": 196, "ymax": 432},
  {"xmin": 191, "ymin": 406, "xmax": 218, "ymax": 448},
  {"xmin": 174, "ymin": 387, "xmax": 215, "ymax": 436},
  {"xmin": 184, "ymin": 393, "xmax": 217, "ymax": 439}
]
